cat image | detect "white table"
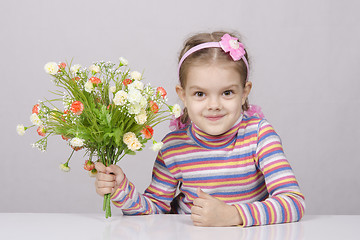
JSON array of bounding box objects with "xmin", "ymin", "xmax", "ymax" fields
[{"xmin": 0, "ymin": 214, "xmax": 358, "ymax": 240}]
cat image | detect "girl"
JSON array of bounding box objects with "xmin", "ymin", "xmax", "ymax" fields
[{"xmin": 95, "ymin": 31, "xmax": 305, "ymax": 227}]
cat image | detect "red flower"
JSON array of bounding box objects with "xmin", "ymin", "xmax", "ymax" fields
[
  {"xmin": 123, "ymin": 78, "xmax": 132, "ymax": 86},
  {"xmin": 58, "ymin": 62, "xmax": 66, "ymax": 70},
  {"xmin": 149, "ymin": 101, "xmax": 159, "ymax": 113},
  {"xmin": 32, "ymin": 104, "xmax": 40, "ymax": 114},
  {"xmin": 71, "ymin": 146, "xmax": 83, "ymax": 151},
  {"xmin": 36, "ymin": 125, "xmax": 46, "ymax": 137},
  {"xmin": 84, "ymin": 160, "xmax": 95, "ymax": 171},
  {"xmin": 70, "ymin": 101, "xmax": 84, "ymax": 115},
  {"xmin": 61, "ymin": 135, "xmax": 69, "ymax": 141},
  {"xmin": 156, "ymin": 87, "xmax": 167, "ymax": 98},
  {"xmin": 107, "ymin": 104, "xmax": 114, "ymax": 110},
  {"xmin": 141, "ymin": 125, "xmax": 154, "ymax": 139},
  {"xmin": 89, "ymin": 76, "xmax": 101, "ymax": 85},
  {"xmin": 72, "ymin": 77, "xmax": 80, "ymax": 81}
]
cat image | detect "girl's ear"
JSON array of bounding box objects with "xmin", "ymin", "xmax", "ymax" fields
[
  {"xmin": 175, "ymin": 85, "xmax": 186, "ymax": 106},
  {"xmin": 242, "ymin": 81, "xmax": 252, "ymax": 105}
]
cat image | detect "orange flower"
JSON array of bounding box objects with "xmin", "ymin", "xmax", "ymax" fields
[
  {"xmin": 70, "ymin": 101, "xmax": 84, "ymax": 115},
  {"xmin": 149, "ymin": 101, "xmax": 159, "ymax": 113},
  {"xmin": 141, "ymin": 125, "xmax": 154, "ymax": 139},
  {"xmin": 89, "ymin": 76, "xmax": 101, "ymax": 85},
  {"xmin": 61, "ymin": 135, "xmax": 69, "ymax": 141},
  {"xmin": 72, "ymin": 76, "xmax": 80, "ymax": 81},
  {"xmin": 84, "ymin": 160, "xmax": 95, "ymax": 171},
  {"xmin": 32, "ymin": 104, "xmax": 40, "ymax": 114},
  {"xmin": 71, "ymin": 146, "xmax": 83, "ymax": 151},
  {"xmin": 123, "ymin": 78, "xmax": 132, "ymax": 86},
  {"xmin": 36, "ymin": 125, "xmax": 46, "ymax": 137},
  {"xmin": 156, "ymin": 87, "xmax": 167, "ymax": 98},
  {"xmin": 58, "ymin": 62, "xmax": 66, "ymax": 70}
]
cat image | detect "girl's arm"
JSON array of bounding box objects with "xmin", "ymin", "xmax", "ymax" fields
[
  {"xmin": 234, "ymin": 119, "xmax": 305, "ymax": 227},
  {"xmin": 110, "ymin": 152, "xmax": 178, "ymax": 215}
]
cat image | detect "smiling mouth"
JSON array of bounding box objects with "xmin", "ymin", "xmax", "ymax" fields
[{"xmin": 205, "ymin": 115, "xmax": 224, "ymax": 121}]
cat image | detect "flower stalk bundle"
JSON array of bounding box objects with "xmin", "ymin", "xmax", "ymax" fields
[{"xmin": 17, "ymin": 58, "xmax": 181, "ymax": 218}]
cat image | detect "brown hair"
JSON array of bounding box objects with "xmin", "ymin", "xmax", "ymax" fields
[{"xmin": 178, "ymin": 31, "xmax": 251, "ymax": 124}]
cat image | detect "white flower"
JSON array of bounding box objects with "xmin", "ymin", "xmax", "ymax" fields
[
  {"xmin": 70, "ymin": 64, "xmax": 81, "ymax": 74},
  {"xmin": 128, "ymin": 103, "xmax": 141, "ymax": 115},
  {"xmin": 84, "ymin": 81, "xmax": 94, "ymax": 93},
  {"xmin": 32, "ymin": 142, "xmax": 46, "ymax": 152},
  {"xmin": 134, "ymin": 109, "xmax": 147, "ymax": 125},
  {"xmin": 16, "ymin": 124, "xmax": 25, "ymax": 136},
  {"xmin": 30, "ymin": 113, "xmax": 43, "ymax": 126},
  {"xmin": 59, "ymin": 163, "xmax": 70, "ymax": 172},
  {"xmin": 172, "ymin": 104, "xmax": 182, "ymax": 118},
  {"xmin": 127, "ymin": 88, "xmax": 142, "ymax": 104},
  {"xmin": 70, "ymin": 137, "xmax": 85, "ymax": 147},
  {"xmin": 130, "ymin": 80, "xmax": 144, "ymax": 90},
  {"xmin": 130, "ymin": 71, "xmax": 142, "ymax": 81},
  {"xmin": 119, "ymin": 57, "xmax": 128, "ymax": 66},
  {"xmin": 139, "ymin": 96, "xmax": 147, "ymax": 108},
  {"xmin": 151, "ymin": 142, "xmax": 163, "ymax": 152},
  {"xmin": 89, "ymin": 169, "xmax": 97, "ymax": 177},
  {"xmin": 88, "ymin": 64, "xmax": 100, "ymax": 73},
  {"xmin": 113, "ymin": 90, "xmax": 127, "ymax": 105},
  {"xmin": 127, "ymin": 138, "xmax": 142, "ymax": 151},
  {"xmin": 44, "ymin": 62, "xmax": 59, "ymax": 75},
  {"xmin": 123, "ymin": 132, "xmax": 136, "ymax": 145},
  {"xmin": 109, "ymin": 86, "xmax": 117, "ymax": 93}
]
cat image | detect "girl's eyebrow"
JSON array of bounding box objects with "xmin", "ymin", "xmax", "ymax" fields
[
  {"xmin": 221, "ymin": 84, "xmax": 241, "ymax": 89},
  {"xmin": 187, "ymin": 83, "xmax": 242, "ymax": 93},
  {"xmin": 188, "ymin": 84, "xmax": 240, "ymax": 90},
  {"xmin": 188, "ymin": 85, "xmax": 205, "ymax": 90}
]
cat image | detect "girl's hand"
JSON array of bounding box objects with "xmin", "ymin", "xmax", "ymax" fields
[
  {"xmin": 94, "ymin": 162, "xmax": 125, "ymax": 196},
  {"xmin": 191, "ymin": 188, "xmax": 243, "ymax": 227}
]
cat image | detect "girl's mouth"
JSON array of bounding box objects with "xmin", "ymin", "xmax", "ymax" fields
[{"xmin": 205, "ymin": 115, "xmax": 224, "ymax": 121}]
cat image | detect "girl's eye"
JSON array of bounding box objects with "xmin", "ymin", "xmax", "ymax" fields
[
  {"xmin": 223, "ymin": 90, "xmax": 233, "ymax": 96},
  {"xmin": 194, "ymin": 92, "xmax": 205, "ymax": 97}
]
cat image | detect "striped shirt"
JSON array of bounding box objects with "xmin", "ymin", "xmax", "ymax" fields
[{"xmin": 111, "ymin": 115, "xmax": 305, "ymax": 227}]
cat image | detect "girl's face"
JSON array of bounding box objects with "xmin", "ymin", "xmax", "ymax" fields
[{"xmin": 176, "ymin": 64, "xmax": 252, "ymax": 136}]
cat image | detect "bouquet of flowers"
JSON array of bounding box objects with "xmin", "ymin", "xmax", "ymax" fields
[{"xmin": 16, "ymin": 57, "xmax": 181, "ymax": 218}]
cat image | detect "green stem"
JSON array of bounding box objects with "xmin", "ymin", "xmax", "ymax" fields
[
  {"xmin": 103, "ymin": 193, "xmax": 112, "ymax": 218},
  {"xmin": 66, "ymin": 148, "xmax": 76, "ymax": 164}
]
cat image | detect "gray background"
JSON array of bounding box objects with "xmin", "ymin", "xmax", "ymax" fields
[{"xmin": 1, "ymin": 0, "xmax": 359, "ymax": 215}]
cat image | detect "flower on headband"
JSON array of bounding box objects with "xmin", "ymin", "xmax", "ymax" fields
[
  {"xmin": 219, "ymin": 34, "xmax": 246, "ymax": 61},
  {"xmin": 244, "ymin": 104, "xmax": 265, "ymax": 118},
  {"xmin": 169, "ymin": 115, "xmax": 187, "ymax": 131}
]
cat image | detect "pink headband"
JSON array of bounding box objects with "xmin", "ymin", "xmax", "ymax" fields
[{"xmin": 178, "ymin": 34, "xmax": 249, "ymax": 81}]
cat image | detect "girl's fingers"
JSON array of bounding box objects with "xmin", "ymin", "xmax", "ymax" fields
[
  {"xmin": 95, "ymin": 162, "xmax": 106, "ymax": 172},
  {"xmin": 190, "ymin": 213, "xmax": 203, "ymax": 226},
  {"xmin": 96, "ymin": 172, "xmax": 116, "ymax": 182},
  {"xmin": 97, "ymin": 180, "xmax": 115, "ymax": 188},
  {"xmin": 191, "ymin": 205, "xmax": 202, "ymax": 216},
  {"xmin": 106, "ymin": 165, "xmax": 124, "ymax": 176},
  {"xmin": 95, "ymin": 179, "xmax": 115, "ymax": 196},
  {"xmin": 193, "ymin": 198, "xmax": 205, "ymax": 208},
  {"xmin": 96, "ymin": 187, "xmax": 112, "ymax": 196}
]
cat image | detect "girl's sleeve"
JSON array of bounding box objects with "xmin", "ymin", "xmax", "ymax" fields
[
  {"xmin": 110, "ymin": 151, "xmax": 178, "ymax": 215},
  {"xmin": 234, "ymin": 119, "xmax": 305, "ymax": 227}
]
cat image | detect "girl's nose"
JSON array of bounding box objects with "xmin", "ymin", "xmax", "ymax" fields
[{"xmin": 207, "ymin": 96, "xmax": 222, "ymax": 110}]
